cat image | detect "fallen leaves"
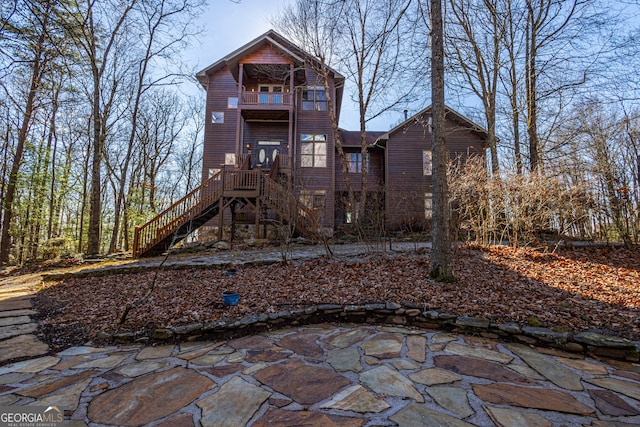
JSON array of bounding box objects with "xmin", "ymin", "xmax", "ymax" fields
[{"xmin": 34, "ymin": 245, "xmax": 640, "ymax": 348}]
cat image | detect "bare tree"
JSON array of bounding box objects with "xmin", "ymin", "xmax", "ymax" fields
[
  {"xmin": 275, "ymin": 0, "xmax": 422, "ymax": 234},
  {"xmin": 0, "ymin": 0, "xmax": 65, "ymax": 264},
  {"xmin": 429, "ymin": 0, "xmax": 455, "ymax": 281},
  {"xmin": 338, "ymin": 0, "xmax": 417, "ymax": 222},
  {"xmin": 274, "ymin": 0, "xmax": 358, "ymax": 232},
  {"xmin": 523, "ymin": 0, "xmax": 600, "ymax": 172},
  {"xmin": 106, "ymin": 0, "xmax": 203, "ymax": 253},
  {"xmin": 499, "ymin": 0, "xmax": 526, "ymax": 174},
  {"xmin": 65, "ymin": 0, "xmax": 138, "ymax": 255},
  {"xmin": 447, "ymin": 0, "xmax": 505, "ymax": 174}
]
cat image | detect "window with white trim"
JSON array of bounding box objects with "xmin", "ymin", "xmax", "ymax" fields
[
  {"xmin": 301, "ymin": 134, "xmax": 327, "ymax": 167},
  {"xmin": 425, "ymin": 192, "xmax": 433, "ymax": 219},
  {"xmin": 423, "ymin": 150, "xmax": 432, "ymax": 176},
  {"xmin": 302, "ymin": 86, "xmax": 327, "ymax": 111},
  {"xmin": 212, "ymin": 112, "xmax": 224, "ymax": 123},
  {"xmin": 347, "ymin": 152, "xmax": 369, "ymax": 173}
]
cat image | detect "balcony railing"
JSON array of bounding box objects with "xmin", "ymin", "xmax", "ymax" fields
[{"xmin": 241, "ymin": 91, "xmax": 292, "ymax": 106}]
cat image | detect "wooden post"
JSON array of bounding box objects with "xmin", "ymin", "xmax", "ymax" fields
[
  {"xmin": 230, "ymin": 201, "xmax": 236, "ymax": 242},
  {"xmin": 132, "ymin": 226, "xmax": 140, "ymax": 257},
  {"xmin": 218, "ymin": 169, "xmax": 225, "ymax": 241},
  {"xmin": 255, "ymin": 196, "xmax": 260, "ymax": 239},
  {"xmin": 218, "ymin": 197, "xmax": 224, "ymax": 241}
]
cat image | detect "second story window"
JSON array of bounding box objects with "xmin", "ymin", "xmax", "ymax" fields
[
  {"xmin": 301, "ymin": 134, "xmax": 327, "ymax": 167},
  {"xmin": 347, "ymin": 152, "xmax": 369, "ymax": 173},
  {"xmin": 423, "ymin": 150, "xmax": 432, "ymax": 176},
  {"xmin": 302, "ymin": 86, "xmax": 327, "ymax": 111}
]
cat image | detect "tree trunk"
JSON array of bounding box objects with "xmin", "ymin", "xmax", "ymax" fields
[
  {"xmin": 0, "ymin": 20, "xmax": 48, "ymax": 265},
  {"xmin": 526, "ymin": 3, "xmax": 541, "ymax": 172},
  {"xmin": 429, "ymin": 0, "xmax": 455, "ymax": 282},
  {"xmin": 322, "ymin": 68, "xmax": 356, "ymax": 229},
  {"xmin": 86, "ymin": 66, "xmax": 103, "ymax": 255}
]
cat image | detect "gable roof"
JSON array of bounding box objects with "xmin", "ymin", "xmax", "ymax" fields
[
  {"xmin": 338, "ymin": 129, "xmax": 387, "ymax": 148},
  {"xmin": 374, "ymin": 105, "xmax": 489, "ymax": 147},
  {"xmin": 196, "ymin": 30, "xmax": 345, "ymax": 89}
]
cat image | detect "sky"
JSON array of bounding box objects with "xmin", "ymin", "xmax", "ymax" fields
[{"xmin": 183, "ymin": 0, "xmax": 404, "ymax": 131}]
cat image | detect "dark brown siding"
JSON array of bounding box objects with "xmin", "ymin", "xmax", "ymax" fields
[
  {"xmin": 202, "ymin": 67, "xmax": 239, "ymax": 181},
  {"xmin": 241, "ymin": 45, "xmax": 290, "ymax": 65},
  {"xmin": 291, "ymin": 67, "xmax": 338, "ymax": 230},
  {"xmin": 334, "ymin": 147, "xmax": 384, "ymax": 192},
  {"xmin": 385, "ymin": 112, "xmax": 486, "ymax": 230}
]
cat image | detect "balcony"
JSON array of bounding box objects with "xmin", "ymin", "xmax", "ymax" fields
[
  {"xmin": 241, "ymin": 91, "xmax": 292, "ymax": 107},
  {"xmin": 240, "ymin": 91, "xmax": 292, "ymax": 120}
]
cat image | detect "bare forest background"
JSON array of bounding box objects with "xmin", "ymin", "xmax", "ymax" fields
[{"xmin": 1, "ymin": 0, "xmax": 639, "ymax": 266}]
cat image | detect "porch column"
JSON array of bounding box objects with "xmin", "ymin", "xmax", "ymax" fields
[
  {"xmin": 236, "ymin": 63, "xmax": 244, "ymax": 156},
  {"xmin": 288, "ymin": 63, "xmax": 294, "ymax": 166}
]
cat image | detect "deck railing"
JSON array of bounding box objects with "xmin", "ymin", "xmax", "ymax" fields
[
  {"xmin": 223, "ymin": 169, "xmax": 260, "ymax": 191},
  {"xmin": 241, "ymin": 91, "xmax": 292, "ymax": 106},
  {"xmin": 238, "ymin": 153, "xmax": 251, "ymax": 169},
  {"xmin": 278, "ymin": 156, "xmax": 292, "ymax": 170}
]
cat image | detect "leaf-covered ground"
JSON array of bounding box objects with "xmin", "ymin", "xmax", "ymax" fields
[{"xmin": 34, "ymin": 245, "xmax": 640, "ymax": 349}]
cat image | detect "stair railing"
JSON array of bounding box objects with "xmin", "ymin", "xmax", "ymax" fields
[
  {"xmin": 261, "ymin": 174, "xmax": 319, "ymax": 239},
  {"xmin": 133, "ymin": 170, "xmax": 224, "ymax": 257}
]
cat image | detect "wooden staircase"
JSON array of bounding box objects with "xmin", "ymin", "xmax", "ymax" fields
[{"xmin": 132, "ymin": 157, "xmax": 318, "ymax": 257}]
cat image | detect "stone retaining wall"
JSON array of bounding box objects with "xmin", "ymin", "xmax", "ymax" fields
[{"xmin": 105, "ymin": 302, "xmax": 640, "ymax": 363}]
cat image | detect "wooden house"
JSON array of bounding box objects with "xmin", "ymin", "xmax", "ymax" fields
[{"xmin": 132, "ymin": 30, "xmax": 487, "ymax": 257}]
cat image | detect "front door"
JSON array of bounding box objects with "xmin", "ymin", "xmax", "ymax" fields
[{"xmin": 255, "ymin": 141, "xmax": 281, "ymax": 169}]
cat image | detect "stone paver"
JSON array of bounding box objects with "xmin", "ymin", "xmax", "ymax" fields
[
  {"xmin": 0, "ymin": 322, "xmax": 37, "ymax": 340},
  {"xmin": 586, "ymin": 377, "xmax": 640, "ymax": 401},
  {"xmin": 88, "ymin": 367, "xmax": 214, "ymax": 426},
  {"xmin": 390, "ymin": 402, "xmax": 475, "ymax": 426},
  {"xmin": 253, "ymin": 407, "xmax": 363, "ymax": 427},
  {"xmin": 279, "ymin": 332, "xmax": 323, "ymax": 358},
  {"xmin": 359, "ymin": 365, "xmax": 424, "ymax": 402},
  {"xmin": 0, "ymin": 315, "xmax": 31, "ymax": 327},
  {"xmin": 197, "ymin": 376, "xmax": 271, "ymax": 427},
  {"xmin": 360, "ymin": 332, "xmax": 402, "ymax": 358},
  {"xmin": 473, "ymin": 382, "xmax": 595, "ymax": 415},
  {"xmin": 505, "ymin": 343, "xmax": 584, "ymax": 390},
  {"xmin": 425, "ymin": 385, "xmax": 474, "ymax": 418},
  {"xmin": 0, "ymin": 334, "xmax": 49, "ymax": 363},
  {"xmin": 588, "ymin": 389, "xmax": 640, "ymax": 416},
  {"xmin": 253, "ymin": 358, "xmax": 350, "ymax": 406},
  {"xmin": 406, "ymin": 334, "xmax": 427, "ymax": 362},
  {"xmin": 484, "ymin": 405, "xmax": 553, "ymax": 427},
  {"xmin": 319, "ymin": 384, "xmax": 390, "ymax": 413},
  {"xmin": 327, "ymin": 346, "xmax": 362, "ymax": 372},
  {"xmin": 0, "ymin": 324, "xmax": 637, "ymax": 425}
]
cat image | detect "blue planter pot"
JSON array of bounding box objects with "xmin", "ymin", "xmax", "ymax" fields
[{"xmin": 222, "ymin": 291, "xmax": 240, "ymax": 306}]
